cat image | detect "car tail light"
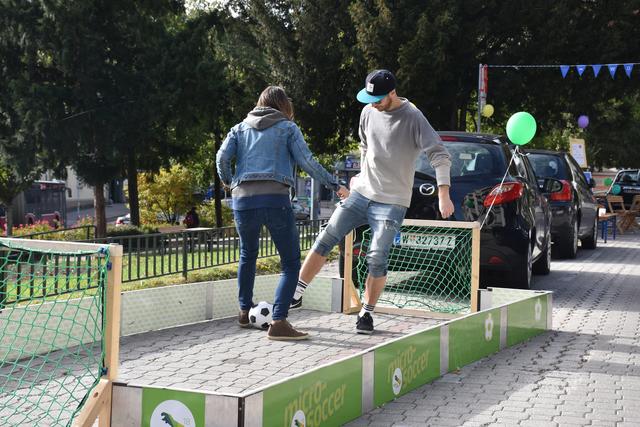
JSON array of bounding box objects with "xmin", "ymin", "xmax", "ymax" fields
[
  {"xmin": 439, "ymin": 135, "xmax": 459, "ymax": 141},
  {"xmin": 483, "ymin": 182, "xmax": 524, "ymax": 207},
  {"xmin": 353, "ymin": 247, "xmax": 366, "ymax": 257},
  {"xmin": 549, "ymin": 179, "xmax": 572, "ymax": 202}
]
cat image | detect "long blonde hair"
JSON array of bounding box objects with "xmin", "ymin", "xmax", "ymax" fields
[{"xmin": 256, "ymin": 86, "xmax": 294, "ymax": 120}]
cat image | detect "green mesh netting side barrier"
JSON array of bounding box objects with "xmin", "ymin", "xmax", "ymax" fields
[
  {"xmin": 0, "ymin": 238, "xmax": 111, "ymax": 426},
  {"xmin": 355, "ymin": 224, "xmax": 474, "ymax": 314}
]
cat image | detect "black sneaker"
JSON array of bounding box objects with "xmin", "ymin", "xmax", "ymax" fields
[
  {"xmin": 356, "ymin": 312, "xmax": 374, "ymax": 334},
  {"xmin": 290, "ymin": 296, "xmax": 303, "ymax": 309}
]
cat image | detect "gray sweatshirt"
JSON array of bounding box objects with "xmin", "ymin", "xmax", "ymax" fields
[{"xmin": 351, "ymin": 98, "xmax": 451, "ymax": 207}]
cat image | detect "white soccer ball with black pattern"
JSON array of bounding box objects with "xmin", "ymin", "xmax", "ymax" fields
[{"xmin": 249, "ymin": 301, "xmax": 273, "ymax": 330}]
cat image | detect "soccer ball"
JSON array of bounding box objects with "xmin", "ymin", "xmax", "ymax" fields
[{"xmin": 249, "ymin": 301, "xmax": 273, "ymax": 330}]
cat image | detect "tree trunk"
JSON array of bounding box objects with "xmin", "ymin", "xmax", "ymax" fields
[
  {"xmin": 5, "ymin": 202, "xmax": 12, "ymax": 237},
  {"xmin": 458, "ymin": 95, "xmax": 469, "ymax": 131},
  {"xmin": 213, "ymin": 131, "xmax": 223, "ymax": 228},
  {"xmin": 127, "ymin": 150, "xmax": 140, "ymax": 227},
  {"xmin": 448, "ymin": 99, "xmax": 458, "ymax": 131},
  {"xmin": 94, "ymin": 184, "xmax": 107, "ymax": 238}
]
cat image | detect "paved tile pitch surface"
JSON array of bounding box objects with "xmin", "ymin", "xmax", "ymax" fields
[
  {"xmin": 346, "ymin": 233, "xmax": 640, "ymax": 427},
  {"xmin": 118, "ymin": 309, "xmax": 443, "ymax": 395}
]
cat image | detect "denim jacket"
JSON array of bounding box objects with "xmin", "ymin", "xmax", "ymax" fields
[{"xmin": 216, "ymin": 110, "xmax": 339, "ymax": 191}]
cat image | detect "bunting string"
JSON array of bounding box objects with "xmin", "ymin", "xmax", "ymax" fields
[{"xmin": 483, "ymin": 63, "xmax": 640, "ymax": 79}]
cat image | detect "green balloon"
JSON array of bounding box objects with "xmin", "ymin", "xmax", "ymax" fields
[
  {"xmin": 611, "ymin": 184, "xmax": 621, "ymax": 195},
  {"xmin": 604, "ymin": 177, "xmax": 613, "ymax": 186},
  {"xmin": 506, "ymin": 112, "xmax": 537, "ymax": 145}
]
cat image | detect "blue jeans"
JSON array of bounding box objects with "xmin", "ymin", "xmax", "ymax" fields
[
  {"xmin": 234, "ymin": 206, "xmax": 300, "ymax": 320},
  {"xmin": 312, "ymin": 191, "xmax": 406, "ymax": 277}
]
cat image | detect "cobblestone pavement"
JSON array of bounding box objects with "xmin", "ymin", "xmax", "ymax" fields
[
  {"xmin": 117, "ymin": 309, "xmax": 442, "ymax": 395},
  {"xmin": 346, "ymin": 233, "xmax": 640, "ymax": 427}
]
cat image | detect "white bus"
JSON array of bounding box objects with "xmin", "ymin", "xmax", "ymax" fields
[{"xmin": 0, "ymin": 180, "xmax": 69, "ymax": 231}]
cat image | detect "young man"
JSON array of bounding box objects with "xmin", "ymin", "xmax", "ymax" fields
[{"xmin": 292, "ymin": 69, "xmax": 454, "ymax": 334}]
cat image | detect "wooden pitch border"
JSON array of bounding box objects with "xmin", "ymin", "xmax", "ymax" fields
[{"xmin": 342, "ymin": 219, "xmax": 481, "ymax": 318}]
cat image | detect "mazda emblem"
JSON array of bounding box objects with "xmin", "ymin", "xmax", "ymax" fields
[{"xmin": 419, "ymin": 183, "xmax": 436, "ymax": 196}]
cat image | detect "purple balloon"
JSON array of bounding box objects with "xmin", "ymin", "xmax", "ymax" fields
[{"xmin": 578, "ymin": 115, "xmax": 589, "ymax": 129}]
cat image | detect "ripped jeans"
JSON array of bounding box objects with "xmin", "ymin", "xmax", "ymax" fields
[{"xmin": 312, "ymin": 191, "xmax": 407, "ymax": 277}]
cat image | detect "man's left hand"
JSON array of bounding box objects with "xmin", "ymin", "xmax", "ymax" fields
[
  {"xmin": 438, "ymin": 185, "xmax": 455, "ymax": 218},
  {"xmin": 439, "ymin": 198, "xmax": 455, "ymax": 218}
]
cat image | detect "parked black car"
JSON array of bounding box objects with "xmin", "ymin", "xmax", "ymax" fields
[
  {"xmin": 526, "ymin": 149, "xmax": 599, "ymax": 258},
  {"xmin": 340, "ymin": 132, "xmax": 563, "ymax": 290},
  {"xmin": 612, "ymin": 169, "xmax": 640, "ymax": 209}
]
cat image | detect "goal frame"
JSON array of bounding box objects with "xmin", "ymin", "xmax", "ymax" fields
[
  {"xmin": 2, "ymin": 238, "xmax": 123, "ymax": 427},
  {"xmin": 342, "ymin": 219, "xmax": 480, "ymax": 318}
]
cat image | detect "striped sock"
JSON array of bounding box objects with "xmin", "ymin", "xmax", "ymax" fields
[
  {"xmin": 293, "ymin": 279, "xmax": 308, "ymax": 300},
  {"xmin": 359, "ymin": 303, "xmax": 375, "ymax": 318}
]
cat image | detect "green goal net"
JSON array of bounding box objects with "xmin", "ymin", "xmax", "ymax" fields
[
  {"xmin": 0, "ymin": 238, "xmax": 111, "ymax": 426},
  {"xmin": 354, "ymin": 221, "xmax": 478, "ymax": 314}
]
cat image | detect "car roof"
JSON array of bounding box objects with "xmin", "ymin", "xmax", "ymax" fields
[{"xmin": 437, "ymin": 131, "xmax": 504, "ymax": 145}]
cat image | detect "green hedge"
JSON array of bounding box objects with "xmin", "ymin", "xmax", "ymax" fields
[{"xmin": 106, "ymin": 224, "xmax": 160, "ymax": 237}]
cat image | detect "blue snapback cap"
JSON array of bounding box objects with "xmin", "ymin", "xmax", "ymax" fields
[{"xmin": 356, "ymin": 69, "xmax": 396, "ymax": 104}]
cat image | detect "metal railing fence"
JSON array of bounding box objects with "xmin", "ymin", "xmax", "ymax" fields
[
  {"xmin": 92, "ymin": 219, "xmax": 325, "ymax": 282},
  {"xmin": 0, "ymin": 220, "xmax": 325, "ymax": 307},
  {"xmin": 11, "ymin": 225, "xmax": 97, "ymax": 241}
]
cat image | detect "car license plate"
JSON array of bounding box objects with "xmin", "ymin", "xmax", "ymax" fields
[
  {"xmin": 398, "ymin": 233, "xmax": 455, "ymax": 250},
  {"xmin": 622, "ymin": 186, "xmax": 640, "ymax": 194}
]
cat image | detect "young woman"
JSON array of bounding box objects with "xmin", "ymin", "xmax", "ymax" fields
[{"xmin": 216, "ymin": 86, "xmax": 348, "ymax": 340}]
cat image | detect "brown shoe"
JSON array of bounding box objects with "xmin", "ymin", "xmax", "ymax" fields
[
  {"xmin": 238, "ymin": 310, "xmax": 251, "ymax": 328},
  {"xmin": 267, "ymin": 320, "xmax": 309, "ymax": 341}
]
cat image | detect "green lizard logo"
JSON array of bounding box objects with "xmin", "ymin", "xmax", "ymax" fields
[{"xmin": 161, "ymin": 412, "xmax": 185, "ymax": 427}]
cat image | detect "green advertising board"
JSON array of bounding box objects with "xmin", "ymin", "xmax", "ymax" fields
[
  {"xmin": 507, "ymin": 294, "xmax": 548, "ymax": 346},
  {"xmin": 448, "ymin": 309, "xmax": 501, "ymax": 371},
  {"xmin": 262, "ymin": 356, "xmax": 362, "ymax": 427},
  {"xmin": 141, "ymin": 387, "xmax": 205, "ymax": 427},
  {"xmin": 373, "ymin": 328, "xmax": 440, "ymax": 406}
]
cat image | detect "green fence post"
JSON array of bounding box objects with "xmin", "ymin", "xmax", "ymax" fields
[{"xmin": 0, "ymin": 268, "xmax": 5, "ymax": 309}]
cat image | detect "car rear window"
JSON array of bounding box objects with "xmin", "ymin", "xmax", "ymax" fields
[
  {"xmin": 415, "ymin": 142, "xmax": 506, "ymax": 178},
  {"xmin": 615, "ymin": 170, "xmax": 639, "ymax": 185},
  {"xmin": 528, "ymin": 153, "xmax": 570, "ymax": 180}
]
